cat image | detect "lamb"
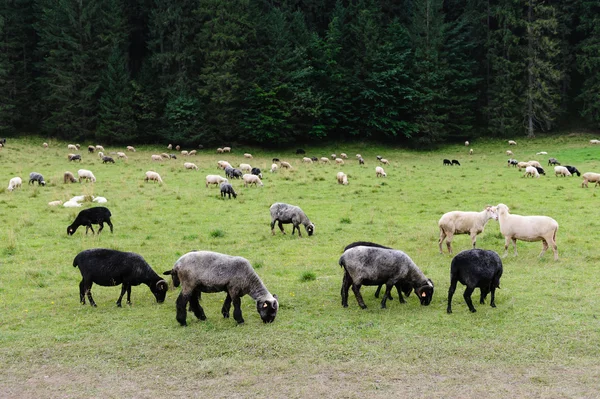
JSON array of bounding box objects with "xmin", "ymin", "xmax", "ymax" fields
[
  {"xmin": 73, "ymin": 248, "xmax": 168, "ymax": 307},
  {"xmin": 565, "ymin": 165, "xmax": 580, "ymax": 176},
  {"xmin": 102, "ymin": 156, "xmax": 115, "ymax": 164},
  {"xmin": 493, "ymin": 203, "xmax": 559, "ymax": 260},
  {"xmin": 43, "ymin": 142, "xmax": 48, "ymax": 148},
  {"xmin": 223, "ymin": 146, "xmax": 231, "ymax": 152},
  {"xmin": 243, "ymin": 173, "xmax": 263, "ymax": 187},
  {"xmin": 379, "ymin": 158, "xmax": 390, "ymax": 165},
  {"xmin": 163, "ymin": 251, "xmax": 278, "ymax": 325},
  {"xmin": 68, "ymin": 154, "xmax": 82, "ymax": 162},
  {"xmin": 77, "ymin": 169, "xmax": 96, "ymax": 183},
  {"xmin": 523, "ymin": 166, "xmax": 540, "ymax": 178},
  {"xmin": 507, "ymin": 159, "xmax": 518, "ymax": 167},
  {"xmin": 7, "ymin": 177, "xmax": 22, "ymax": 192},
  {"xmin": 452, "ymin": 159, "xmax": 461, "ymax": 166},
  {"xmin": 589, "ymin": 139, "xmax": 600, "ymax": 144},
  {"xmin": 335, "ymin": 158, "xmax": 344, "ymax": 165},
  {"xmin": 581, "ymin": 172, "xmax": 600, "ymax": 188},
  {"xmin": 270, "ymin": 202, "xmax": 314, "ymax": 237},
  {"xmin": 320, "ymin": 157, "xmax": 330, "ymax": 164},
  {"xmin": 469, "ymin": 149, "xmax": 473, "ymax": 155},
  {"xmin": 554, "ymin": 166, "xmax": 572, "ymax": 177},
  {"xmin": 438, "ymin": 206, "xmax": 498, "ymax": 254},
  {"xmin": 339, "ymin": 245, "xmax": 434, "ymax": 309},
  {"xmin": 336, "ymin": 172, "xmax": 348, "ymax": 185},
  {"xmin": 251, "ymin": 167, "xmax": 262, "ymax": 179},
  {"xmin": 28, "ymin": 172, "xmax": 46, "ymax": 186},
  {"xmin": 375, "ymin": 166, "xmax": 386, "ymax": 177},
  {"xmin": 117, "ymin": 152, "xmax": 128, "ymax": 159},
  {"xmin": 443, "ymin": 159, "xmax": 452, "ymax": 166},
  {"xmin": 151, "ymin": 154, "xmax": 162, "ymax": 161},
  {"xmin": 206, "ymin": 175, "xmax": 228, "ymax": 187},
  {"xmin": 220, "ymin": 182, "xmax": 237, "ymax": 199},
  {"xmin": 126, "ymin": 145, "xmax": 136, "ymax": 152},
  {"xmin": 64, "ymin": 171, "xmax": 77, "ymax": 183},
  {"xmin": 302, "ymin": 157, "xmax": 313, "ymax": 164},
  {"xmin": 506, "ymin": 150, "xmax": 514, "ymax": 156},
  {"xmin": 144, "ymin": 171, "xmax": 163, "ymax": 183},
  {"xmin": 244, "ymin": 153, "xmax": 253, "ymax": 159},
  {"xmin": 280, "ymin": 161, "xmax": 292, "ymax": 169},
  {"xmin": 270, "ymin": 163, "xmax": 278, "ymax": 173},
  {"xmin": 184, "ymin": 162, "xmax": 198, "ymax": 170},
  {"xmin": 508, "ymin": 140, "xmax": 517, "ymax": 145},
  {"xmin": 447, "ymin": 249, "xmax": 503, "ymax": 313},
  {"xmin": 67, "ymin": 206, "xmax": 114, "ymax": 235},
  {"xmin": 68, "ymin": 144, "xmax": 78, "ymax": 150},
  {"xmin": 88, "ymin": 145, "xmax": 95, "ymax": 153},
  {"xmin": 239, "ymin": 163, "xmax": 252, "ymax": 172}
]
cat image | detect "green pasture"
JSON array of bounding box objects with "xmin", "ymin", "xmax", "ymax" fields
[{"xmin": 0, "ymin": 135, "xmax": 599, "ymax": 397}]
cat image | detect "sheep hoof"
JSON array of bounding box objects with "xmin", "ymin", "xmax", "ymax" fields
[
  {"xmin": 491, "ymin": 303, "xmax": 496, "ymax": 308},
  {"xmin": 447, "ymin": 309, "xmax": 452, "ymax": 314},
  {"xmin": 470, "ymin": 308, "xmax": 477, "ymax": 313},
  {"xmin": 116, "ymin": 303, "xmax": 122, "ymax": 307}
]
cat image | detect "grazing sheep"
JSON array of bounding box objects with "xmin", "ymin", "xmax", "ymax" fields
[
  {"xmin": 296, "ymin": 148, "xmax": 305, "ymax": 154},
  {"xmin": 217, "ymin": 160, "xmax": 232, "ymax": 169},
  {"xmin": 310, "ymin": 157, "xmax": 318, "ymax": 162},
  {"xmin": 243, "ymin": 173, "xmax": 263, "ymax": 187},
  {"xmin": 217, "ymin": 147, "xmax": 224, "ymax": 153},
  {"xmin": 535, "ymin": 166, "xmax": 545, "ymax": 175},
  {"xmin": 184, "ymin": 162, "xmax": 198, "ymax": 170},
  {"xmin": 169, "ymin": 154, "xmax": 177, "ymax": 159},
  {"xmin": 117, "ymin": 152, "xmax": 128, "ymax": 159},
  {"xmin": 68, "ymin": 154, "xmax": 82, "ymax": 162},
  {"xmin": 77, "ymin": 169, "xmax": 96, "ymax": 183},
  {"xmin": 339, "ymin": 245, "xmax": 434, "ymax": 309},
  {"xmin": 336, "ymin": 172, "xmax": 348, "ymax": 185},
  {"xmin": 206, "ymin": 175, "xmax": 228, "ymax": 187},
  {"xmin": 222, "ymin": 146, "xmax": 231, "ymax": 153},
  {"xmin": 167, "ymin": 144, "xmax": 172, "ymax": 150},
  {"xmin": 188, "ymin": 150, "xmax": 197, "ymax": 156},
  {"xmin": 63, "ymin": 200, "xmax": 82, "ymax": 208},
  {"xmin": 356, "ymin": 154, "xmax": 362, "ymax": 159},
  {"xmin": 380, "ymin": 158, "xmax": 390, "ymax": 165},
  {"xmin": 331, "ymin": 154, "xmax": 337, "ymax": 160},
  {"xmin": 98, "ymin": 151, "xmax": 105, "ymax": 158},
  {"xmin": 151, "ymin": 154, "xmax": 162, "ymax": 161},
  {"xmin": 335, "ymin": 158, "xmax": 344, "ymax": 165},
  {"xmin": 270, "ymin": 163, "xmax": 278, "ymax": 173},
  {"xmin": 359, "ymin": 157, "xmax": 365, "ymax": 165},
  {"xmin": 126, "ymin": 146, "xmax": 136, "ymax": 152},
  {"xmin": 506, "ymin": 150, "xmax": 514, "ymax": 156},
  {"xmin": 48, "ymin": 200, "xmax": 63, "ymax": 206},
  {"xmin": 181, "ymin": 150, "xmax": 189, "ymax": 156},
  {"xmin": 320, "ymin": 157, "xmax": 330, "ymax": 164},
  {"xmin": 87, "ymin": 145, "xmax": 95, "ymax": 153},
  {"xmin": 251, "ymin": 167, "xmax": 262, "ymax": 179},
  {"xmin": 375, "ymin": 166, "xmax": 386, "ymax": 177},
  {"xmin": 565, "ymin": 165, "xmax": 580, "ymax": 176},
  {"xmin": 517, "ymin": 161, "xmax": 531, "ymax": 170},
  {"xmin": 508, "ymin": 140, "xmax": 517, "ymax": 145},
  {"xmin": 225, "ymin": 167, "xmax": 243, "ymax": 179},
  {"xmin": 452, "ymin": 159, "xmax": 461, "ymax": 166},
  {"xmin": 447, "ymin": 249, "xmax": 503, "ymax": 313},
  {"xmin": 144, "ymin": 171, "xmax": 163, "ymax": 183},
  {"xmin": 443, "ymin": 159, "xmax": 452, "ymax": 166},
  {"xmin": 220, "ymin": 182, "xmax": 237, "ymax": 199},
  {"xmin": 280, "ymin": 161, "xmax": 292, "ymax": 169},
  {"xmin": 581, "ymin": 172, "xmax": 600, "ymax": 188},
  {"xmin": 28, "ymin": 172, "xmax": 46, "ymax": 186},
  {"xmin": 376, "ymin": 155, "xmax": 383, "ymax": 160},
  {"xmin": 239, "ymin": 163, "xmax": 252, "ymax": 172},
  {"xmin": 524, "ymin": 166, "xmax": 540, "ymax": 178},
  {"xmin": 548, "ymin": 158, "xmax": 560, "ymax": 166},
  {"xmin": 244, "ymin": 153, "xmax": 253, "ymax": 159},
  {"xmin": 73, "ymin": 249, "xmax": 168, "ymax": 307},
  {"xmin": 43, "ymin": 142, "xmax": 48, "ymax": 148},
  {"xmin": 163, "ymin": 251, "xmax": 278, "ymax": 325},
  {"xmin": 272, "ymin": 158, "xmax": 280, "ymax": 162},
  {"xmin": 590, "ymin": 139, "xmax": 600, "ymax": 144},
  {"xmin": 554, "ymin": 166, "xmax": 572, "ymax": 177},
  {"xmin": 95, "ymin": 145, "xmax": 104, "ymax": 151},
  {"xmin": 7, "ymin": 177, "xmax": 22, "ymax": 192},
  {"xmin": 302, "ymin": 157, "xmax": 313, "ymax": 164},
  {"xmin": 175, "ymin": 145, "xmax": 181, "ymax": 151},
  {"xmin": 68, "ymin": 144, "xmax": 78, "ymax": 150},
  {"xmin": 493, "ymin": 203, "xmax": 559, "ymax": 260},
  {"xmin": 160, "ymin": 153, "xmax": 170, "ymax": 159},
  {"xmin": 340, "ymin": 153, "xmax": 348, "ymax": 159},
  {"xmin": 102, "ymin": 156, "xmax": 115, "ymax": 164},
  {"xmin": 67, "ymin": 206, "xmax": 113, "ymax": 235},
  {"xmin": 469, "ymin": 149, "xmax": 473, "ymax": 155},
  {"xmin": 536, "ymin": 151, "xmax": 548, "ymax": 155},
  {"xmin": 507, "ymin": 159, "xmax": 518, "ymax": 167},
  {"xmin": 64, "ymin": 171, "xmax": 77, "ymax": 183},
  {"xmin": 438, "ymin": 206, "xmax": 498, "ymax": 254},
  {"xmin": 527, "ymin": 160, "xmax": 542, "ymax": 168},
  {"xmin": 465, "ymin": 141, "xmax": 469, "ymax": 146},
  {"xmin": 270, "ymin": 202, "xmax": 314, "ymax": 237}
]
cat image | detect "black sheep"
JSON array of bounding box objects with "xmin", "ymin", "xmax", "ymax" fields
[
  {"xmin": 67, "ymin": 206, "xmax": 113, "ymax": 235},
  {"xmin": 452, "ymin": 159, "xmax": 461, "ymax": 166},
  {"xmin": 73, "ymin": 248, "xmax": 168, "ymax": 307},
  {"xmin": 310, "ymin": 157, "xmax": 318, "ymax": 162},
  {"xmin": 69, "ymin": 154, "xmax": 82, "ymax": 162},
  {"xmin": 535, "ymin": 166, "xmax": 545, "ymax": 175},
  {"xmin": 87, "ymin": 145, "xmax": 95, "ymax": 153},
  {"xmin": 102, "ymin": 156, "xmax": 115, "ymax": 164},
  {"xmin": 565, "ymin": 165, "xmax": 581, "ymax": 176},
  {"xmin": 548, "ymin": 158, "xmax": 560, "ymax": 166},
  {"xmin": 447, "ymin": 249, "xmax": 503, "ymax": 313},
  {"xmin": 220, "ymin": 182, "xmax": 237, "ymax": 199},
  {"xmin": 272, "ymin": 158, "xmax": 280, "ymax": 163},
  {"xmin": 443, "ymin": 159, "xmax": 452, "ymax": 166},
  {"xmin": 296, "ymin": 148, "xmax": 305, "ymax": 154},
  {"xmin": 251, "ymin": 167, "xmax": 262, "ymax": 178}
]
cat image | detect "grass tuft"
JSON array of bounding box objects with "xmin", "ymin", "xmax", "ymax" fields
[
  {"xmin": 209, "ymin": 229, "xmax": 225, "ymax": 238},
  {"xmin": 300, "ymin": 271, "xmax": 316, "ymax": 282}
]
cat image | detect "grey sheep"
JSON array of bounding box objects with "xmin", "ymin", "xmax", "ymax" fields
[
  {"xmin": 339, "ymin": 245, "xmax": 434, "ymax": 309},
  {"xmin": 447, "ymin": 249, "xmax": 503, "ymax": 313},
  {"xmin": 102, "ymin": 156, "xmax": 115, "ymax": 164},
  {"xmin": 269, "ymin": 202, "xmax": 314, "ymax": 237},
  {"xmin": 163, "ymin": 251, "xmax": 278, "ymax": 326},
  {"xmin": 28, "ymin": 172, "xmax": 46, "ymax": 186},
  {"xmin": 220, "ymin": 182, "xmax": 237, "ymax": 199}
]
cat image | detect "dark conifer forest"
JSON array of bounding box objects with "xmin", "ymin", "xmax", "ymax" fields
[{"xmin": 1, "ymin": 0, "xmax": 598, "ymax": 146}]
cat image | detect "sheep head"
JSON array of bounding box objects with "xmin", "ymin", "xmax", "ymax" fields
[
  {"xmin": 415, "ymin": 279, "xmax": 434, "ymax": 306},
  {"xmin": 257, "ymin": 295, "xmax": 278, "ymax": 323},
  {"xmin": 486, "ymin": 206, "xmax": 499, "ymax": 221},
  {"xmin": 151, "ymin": 279, "xmax": 169, "ymax": 303},
  {"xmin": 306, "ymin": 223, "xmax": 315, "ymax": 236}
]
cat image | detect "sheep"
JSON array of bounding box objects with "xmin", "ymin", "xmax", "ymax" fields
[
  {"xmin": 320, "ymin": 157, "xmax": 330, "ymax": 164},
  {"xmin": 302, "ymin": 157, "xmax": 313, "ymax": 164},
  {"xmin": 270, "ymin": 163, "xmax": 278, "ymax": 173},
  {"xmin": 217, "ymin": 147, "xmax": 224, "ymax": 153},
  {"xmin": 536, "ymin": 151, "xmax": 548, "ymax": 155},
  {"xmin": 340, "ymin": 153, "xmax": 348, "ymax": 159},
  {"xmin": 95, "ymin": 145, "xmax": 104, "ymax": 151},
  {"xmin": 69, "ymin": 195, "xmax": 88, "ymax": 203},
  {"xmin": 144, "ymin": 171, "xmax": 163, "ymax": 183},
  {"xmin": 102, "ymin": 156, "xmax": 115, "ymax": 164},
  {"xmin": 375, "ymin": 166, "xmax": 387, "ymax": 177},
  {"xmin": 251, "ymin": 167, "xmax": 262, "ymax": 179},
  {"xmin": 74, "ymin": 248, "xmax": 168, "ymax": 307},
  {"xmin": 77, "ymin": 169, "xmax": 96, "ymax": 183},
  {"xmin": 43, "ymin": 142, "xmax": 48, "ymax": 148},
  {"xmin": 589, "ymin": 139, "xmax": 600, "ymax": 144},
  {"xmin": 7, "ymin": 177, "xmax": 22, "ymax": 192},
  {"xmin": 243, "ymin": 173, "xmax": 263, "ymax": 187},
  {"xmin": 160, "ymin": 153, "xmax": 170, "ymax": 159},
  {"xmin": 217, "ymin": 160, "xmax": 232, "ymax": 169},
  {"xmin": 465, "ymin": 141, "xmax": 469, "ymax": 146},
  {"xmin": 447, "ymin": 249, "xmax": 503, "ymax": 313},
  {"xmin": 443, "ymin": 159, "xmax": 452, "ymax": 166},
  {"xmin": 223, "ymin": 146, "xmax": 231, "ymax": 152},
  {"xmin": 452, "ymin": 159, "xmax": 461, "ymax": 166},
  {"xmin": 206, "ymin": 175, "xmax": 228, "ymax": 187},
  {"xmin": 93, "ymin": 196, "xmax": 107, "ymax": 204},
  {"xmin": 493, "ymin": 203, "xmax": 559, "ymax": 260},
  {"xmin": 506, "ymin": 150, "xmax": 514, "ymax": 156},
  {"xmin": 48, "ymin": 200, "xmax": 63, "ymax": 206},
  {"xmin": 28, "ymin": 172, "xmax": 46, "ymax": 186},
  {"xmin": 64, "ymin": 171, "xmax": 77, "ymax": 183},
  {"xmin": 469, "ymin": 149, "xmax": 473, "ymax": 155},
  {"xmin": 335, "ymin": 158, "xmax": 344, "ymax": 165},
  {"xmin": 163, "ymin": 251, "xmax": 278, "ymax": 325},
  {"xmin": 225, "ymin": 167, "xmax": 243, "ymax": 179},
  {"xmin": 548, "ymin": 158, "xmax": 560, "ymax": 166},
  {"xmin": 523, "ymin": 166, "xmax": 540, "ymax": 178},
  {"xmin": 98, "ymin": 151, "xmax": 105, "ymax": 158},
  {"xmin": 296, "ymin": 148, "xmax": 305, "ymax": 154},
  {"xmin": 280, "ymin": 161, "xmax": 292, "ymax": 169},
  {"xmin": 581, "ymin": 172, "xmax": 600, "ymax": 188},
  {"xmin": 272, "ymin": 157, "xmax": 280, "ymax": 162},
  {"xmin": 126, "ymin": 145, "xmax": 136, "ymax": 152},
  {"xmin": 376, "ymin": 155, "xmax": 383, "ymax": 160},
  {"xmin": 151, "ymin": 154, "xmax": 162, "ymax": 161},
  {"xmin": 67, "ymin": 206, "xmax": 113, "ymax": 235},
  {"xmin": 438, "ymin": 206, "xmax": 498, "ymax": 254},
  {"xmin": 88, "ymin": 145, "xmax": 95, "ymax": 153},
  {"xmin": 336, "ymin": 172, "xmax": 348, "ymax": 185},
  {"xmin": 565, "ymin": 165, "xmax": 580, "ymax": 176},
  {"xmin": 270, "ymin": 202, "xmax": 314, "ymax": 237},
  {"xmin": 220, "ymin": 182, "xmax": 237, "ymax": 199},
  {"xmin": 175, "ymin": 145, "xmax": 181, "ymax": 151},
  {"xmin": 167, "ymin": 144, "xmax": 172, "ymax": 150},
  {"xmin": 239, "ymin": 163, "xmax": 252, "ymax": 172},
  {"xmin": 331, "ymin": 153, "xmax": 337, "ymax": 160},
  {"xmin": 380, "ymin": 158, "xmax": 390, "ymax": 165},
  {"xmin": 339, "ymin": 245, "xmax": 434, "ymax": 309},
  {"xmin": 181, "ymin": 150, "xmax": 189, "ymax": 156},
  {"xmin": 169, "ymin": 154, "xmax": 177, "ymax": 159},
  {"xmin": 244, "ymin": 153, "xmax": 253, "ymax": 159},
  {"xmin": 508, "ymin": 140, "xmax": 517, "ymax": 145},
  {"xmin": 535, "ymin": 166, "xmax": 545, "ymax": 175},
  {"xmin": 68, "ymin": 144, "xmax": 78, "ymax": 150},
  {"xmin": 359, "ymin": 157, "xmax": 365, "ymax": 165},
  {"xmin": 68, "ymin": 154, "xmax": 82, "ymax": 162},
  {"xmin": 507, "ymin": 159, "xmax": 518, "ymax": 167},
  {"xmin": 517, "ymin": 161, "xmax": 531, "ymax": 170},
  {"xmin": 63, "ymin": 200, "xmax": 82, "ymax": 208},
  {"xmin": 184, "ymin": 162, "xmax": 198, "ymax": 170},
  {"xmin": 117, "ymin": 152, "xmax": 128, "ymax": 159},
  {"xmin": 528, "ymin": 160, "xmax": 542, "ymax": 168},
  {"xmin": 188, "ymin": 150, "xmax": 197, "ymax": 156}
]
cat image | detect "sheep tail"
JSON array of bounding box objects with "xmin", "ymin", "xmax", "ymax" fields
[{"xmin": 73, "ymin": 254, "xmax": 80, "ymax": 268}]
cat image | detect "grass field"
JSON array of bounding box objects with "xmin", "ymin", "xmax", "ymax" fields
[{"xmin": 1, "ymin": 134, "xmax": 599, "ymax": 398}]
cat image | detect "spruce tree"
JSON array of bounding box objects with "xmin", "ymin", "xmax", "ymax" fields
[{"xmin": 576, "ymin": 1, "xmax": 600, "ymax": 127}]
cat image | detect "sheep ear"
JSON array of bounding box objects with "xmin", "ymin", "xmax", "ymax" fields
[
  {"xmin": 273, "ymin": 294, "xmax": 278, "ymax": 300},
  {"xmin": 163, "ymin": 270, "xmax": 172, "ymax": 275}
]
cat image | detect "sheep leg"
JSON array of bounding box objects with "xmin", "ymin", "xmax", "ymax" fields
[
  {"xmin": 270, "ymin": 220, "xmax": 276, "ymax": 235},
  {"xmin": 479, "ymin": 286, "xmax": 489, "ymax": 304},
  {"xmin": 221, "ymin": 293, "xmax": 232, "ymax": 318},
  {"xmin": 540, "ymin": 239, "xmax": 549, "ymax": 258},
  {"xmin": 188, "ymin": 288, "xmax": 206, "ymax": 320},
  {"xmin": 463, "ymin": 287, "xmax": 477, "ymax": 312},
  {"xmin": 470, "ymin": 232, "xmax": 477, "ymax": 249},
  {"xmin": 176, "ymin": 292, "xmax": 191, "ymax": 326},
  {"xmin": 374, "ymin": 284, "xmax": 393, "ymax": 300},
  {"xmin": 277, "ymin": 221, "xmax": 286, "ymax": 235},
  {"xmin": 79, "ymin": 280, "xmax": 87, "ymax": 305},
  {"xmin": 232, "ymin": 296, "xmax": 244, "ymax": 324},
  {"xmin": 341, "ymin": 272, "xmax": 352, "ymax": 307},
  {"xmin": 380, "ymin": 285, "xmax": 393, "ymax": 309},
  {"xmin": 107, "ymin": 220, "xmax": 113, "ymax": 233},
  {"xmin": 438, "ymin": 229, "xmax": 447, "ymax": 254},
  {"xmin": 85, "ymin": 285, "xmax": 97, "ymax": 307},
  {"xmin": 116, "ymin": 284, "xmax": 128, "ymax": 307},
  {"xmin": 126, "ymin": 285, "xmax": 132, "ymax": 305},
  {"xmin": 511, "ymin": 238, "xmax": 518, "ymax": 256},
  {"xmin": 98, "ymin": 222, "xmax": 104, "ymax": 234},
  {"xmin": 447, "ymin": 278, "xmax": 457, "ymax": 313},
  {"xmin": 503, "ymin": 237, "xmax": 511, "ymax": 257},
  {"xmin": 351, "ymin": 284, "xmax": 367, "ymax": 309},
  {"xmin": 445, "ymin": 232, "xmax": 454, "ymax": 254}
]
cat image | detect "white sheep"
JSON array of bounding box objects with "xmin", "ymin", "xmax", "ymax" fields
[
  {"xmin": 117, "ymin": 152, "xmax": 128, "ymax": 159},
  {"xmin": 465, "ymin": 141, "xmax": 469, "ymax": 146},
  {"xmin": 97, "ymin": 151, "xmax": 104, "ymax": 159},
  {"xmin": 93, "ymin": 196, "xmax": 108, "ymax": 203},
  {"xmin": 335, "ymin": 158, "xmax": 344, "ymax": 165},
  {"xmin": 77, "ymin": 169, "xmax": 96, "ymax": 183},
  {"xmin": 144, "ymin": 171, "xmax": 163, "ymax": 183},
  {"xmin": 239, "ymin": 163, "xmax": 252, "ymax": 172},
  {"xmin": 508, "ymin": 140, "xmax": 517, "ymax": 145},
  {"xmin": 217, "ymin": 147, "xmax": 224, "ymax": 153},
  {"xmin": 63, "ymin": 200, "xmax": 82, "ymax": 208},
  {"xmin": 527, "ymin": 160, "xmax": 542, "ymax": 168},
  {"xmin": 589, "ymin": 139, "xmax": 600, "ymax": 144},
  {"xmin": 581, "ymin": 172, "xmax": 600, "ymax": 188},
  {"xmin": 43, "ymin": 142, "xmax": 49, "ymax": 148},
  {"xmin": 184, "ymin": 162, "xmax": 198, "ymax": 170},
  {"xmin": 493, "ymin": 203, "xmax": 558, "ymax": 260},
  {"xmin": 161, "ymin": 153, "xmax": 170, "ymax": 159},
  {"xmin": 280, "ymin": 161, "xmax": 292, "ymax": 169},
  {"xmin": 167, "ymin": 144, "xmax": 172, "ymax": 150},
  {"xmin": 380, "ymin": 158, "xmax": 390, "ymax": 165},
  {"xmin": 68, "ymin": 144, "xmax": 78, "ymax": 150},
  {"xmin": 554, "ymin": 166, "xmax": 572, "ymax": 177},
  {"xmin": 375, "ymin": 166, "xmax": 386, "ymax": 177},
  {"xmin": 151, "ymin": 154, "xmax": 162, "ymax": 161},
  {"xmin": 320, "ymin": 157, "xmax": 330, "ymax": 164},
  {"xmin": 181, "ymin": 150, "xmax": 189, "ymax": 156},
  {"xmin": 217, "ymin": 160, "xmax": 232, "ymax": 169},
  {"xmin": 340, "ymin": 153, "xmax": 348, "ymax": 159},
  {"xmin": 243, "ymin": 174, "xmax": 263, "ymax": 187},
  {"xmin": 517, "ymin": 161, "xmax": 531, "ymax": 170},
  {"xmin": 270, "ymin": 163, "xmax": 278, "ymax": 173},
  {"xmin": 438, "ymin": 206, "xmax": 498, "ymax": 254},
  {"xmin": 96, "ymin": 145, "xmax": 105, "ymax": 151},
  {"xmin": 244, "ymin": 153, "xmax": 253, "ymax": 159},
  {"xmin": 188, "ymin": 150, "xmax": 197, "ymax": 156},
  {"xmin": 69, "ymin": 195, "xmax": 87, "ymax": 203},
  {"xmin": 7, "ymin": 177, "xmax": 22, "ymax": 192},
  {"xmin": 356, "ymin": 154, "xmax": 362, "ymax": 159},
  {"xmin": 331, "ymin": 153, "xmax": 337, "ymax": 160},
  {"xmin": 126, "ymin": 146, "xmax": 136, "ymax": 152},
  {"xmin": 469, "ymin": 149, "xmax": 473, "ymax": 155},
  {"xmin": 206, "ymin": 175, "xmax": 228, "ymax": 187},
  {"xmin": 302, "ymin": 157, "xmax": 313, "ymax": 164},
  {"xmin": 175, "ymin": 145, "xmax": 181, "ymax": 151},
  {"xmin": 336, "ymin": 172, "xmax": 348, "ymax": 185},
  {"xmin": 536, "ymin": 151, "xmax": 548, "ymax": 155},
  {"xmin": 48, "ymin": 200, "xmax": 63, "ymax": 206},
  {"xmin": 506, "ymin": 150, "xmax": 514, "ymax": 156},
  {"xmin": 223, "ymin": 146, "xmax": 231, "ymax": 153},
  {"xmin": 524, "ymin": 166, "xmax": 540, "ymax": 178}
]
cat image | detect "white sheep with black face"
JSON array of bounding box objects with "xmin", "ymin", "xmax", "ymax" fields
[{"xmin": 270, "ymin": 202, "xmax": 314, "ymax": 237}]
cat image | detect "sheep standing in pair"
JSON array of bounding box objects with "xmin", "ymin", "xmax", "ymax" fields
[
  {"xmin": 438, "ymin": 206, "xmax": 498, "ymax": 254},
  {"xmin": 270, "ymin": 202, "xmax": 314, "ymax": 237},
  {"xmin": 73, "ymin": 249, "xmax": 168, "ymax": 307},
  {"xmin": 163, "ymin": 251, "xmax": 278, "ymax": 325},
  {"xmin": 339, "ymin": 245, "xmax": 434, "ymax": 309},
  {"xmin": 220, "ymin": 182, "xmax": 237, "ymax": 199},
  {"xmin": 447, "ymin": 249, "xmax": 503, "ymax": 313}
]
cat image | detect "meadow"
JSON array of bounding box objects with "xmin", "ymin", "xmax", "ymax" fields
[{"xmin": 0, "ymin": 135, "xmax": 599, "ymax": 398}]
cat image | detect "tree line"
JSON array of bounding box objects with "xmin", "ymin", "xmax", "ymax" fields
[{"xmin": 1, "ymin": 0, "xmax": 598, "ymax": 146}]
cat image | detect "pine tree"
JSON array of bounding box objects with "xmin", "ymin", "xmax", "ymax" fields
[{"xmin": 576, "ymin": 1, "xmax": 600, "ymax": 127}]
